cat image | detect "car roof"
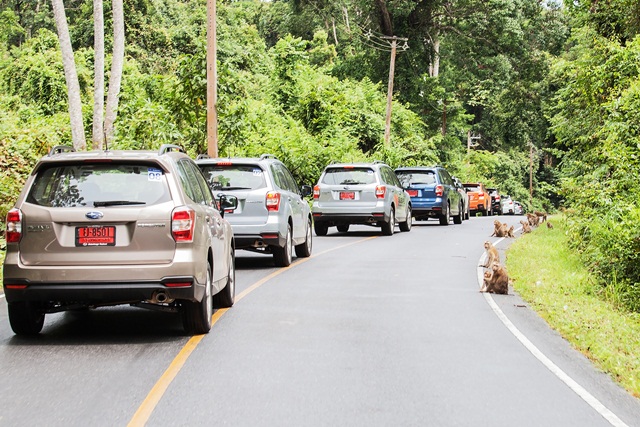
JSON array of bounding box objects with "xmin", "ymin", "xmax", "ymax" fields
[
  {"xmin": 395, "ymin": 166, "xmax": 439, "ymax": 171},
  {"xmin": 195, "ymin": 154, "xmax": 281, "ymax": 164}
]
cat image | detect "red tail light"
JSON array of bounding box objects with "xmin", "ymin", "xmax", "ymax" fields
[
  {"xmin": 375, "ymin": 185, "xmax": 386, "ymax": 199},
  {"xmin": 266, "ymin": 192, "xmax": 281, "ymax": 211},
  {"xmin": 6, "ymin": 208, "xmax": 22, "ymax": 243},
  {"xmin": 478, "ymin": 192, "xmax": 485, "ymax": 197},
  {"xmin": 171, "ymin": 207, "xmax": 195, "ymax": 242},
  {"xmin": 313, "ymin": 185, "xmax": 320, "ymax": 199},
  {"xmin": 435, "ymin": 185, "xmax": 444, "ymax": 197}
]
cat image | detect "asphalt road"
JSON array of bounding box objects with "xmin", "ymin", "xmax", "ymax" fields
[{"xmin": 1, "ymin": 215, "xmax": 639, "ymax": 426}]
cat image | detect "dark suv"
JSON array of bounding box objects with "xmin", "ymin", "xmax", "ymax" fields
[
  {"xmin": 3, "ymin": 145, "xmax": 237, "ymax": 335},
  {"xmin": 395, "ymin": 166, "xmax": 464, "ymax": 225},
  {"xmin": 196, "ymin": 154, "xmax": 313, "ymax": 267},
  {"xmin": 486, "ymin": 187, "xmax": 501, "ymax": 216}
]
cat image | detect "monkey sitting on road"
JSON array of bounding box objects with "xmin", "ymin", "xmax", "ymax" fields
[
  {"xmin": 481, "ymin": 262, "xmax": 509, "ymax": 295},
  {"xmin": 547, "ymin": 221, "xmax": 554, "ymax": 229},
  {"xmin": 490, "ymin": 220, "xmax": 508, "ymax": 237},
  {"xmin": 526, "ymin": 213, "xmax": 540, "ymax": 227},
  {"xmin": 520, "ymin": 220, "xmax": 531, "ymax": 234},
  {"xmin": 507, "ymin": 225, "xmax": 515, "ymax": 238},
  {"xmin": 480, "ymin": 241, "xmax": 500, "ymax": 268}
]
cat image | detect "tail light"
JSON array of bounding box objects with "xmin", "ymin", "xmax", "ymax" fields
[
  {"xmin": 266, "ymin": 192, "xmax": 281, "ymax": 211},
  {"xmin": 171, "ymin": 207, "xmax": 195, "ymax": 242},
  {"xmin": 6, "ymin": 208, "xmax": 22, "ymax": 243},
  {"xmin": 313, "ymin": 185, "xmax": 320, "ymax": 199},
  {"xmin": 478, "ymin": 192, "xmax": 485, "ymax": 198},
  {"xmin": 375, "ymin": 185, "xmax": 386, "ymax": 199},
  {"xmin": 435, "ymin": 185, "xmax": 444, "ymax": 197}
]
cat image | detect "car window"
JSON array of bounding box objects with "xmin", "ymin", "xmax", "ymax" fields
[
  {"xmin": 26, "ymin": 163, "xmax": 171, "ymax": 208},
  {"xmin": 321, "ymin": 167, "xmax": 376, "ymax": 185},
  {"xmin": 177, "ymin": 159, "xmax": 207, "ymax": 204},
  {"xmin": 271, "ymin": 164, "xmax": 298, "ymax": 193},
  {"xmin": 396, "ymin": 171, "xmax": 436, "ymax": 186},
  {"xmin": 464, "ymin": 184, "xmax": 482, "ymax": 192},
  {"xmin": 440, "ymin": 169, "xmax": 454, "ymax": 186},
  {"xmin": 187, "ymin": 161, "xmax": 215, "ymax": 206},
  {"xmin": 199, "ymin": 164, "xmax": 266, "ymax": 191},
  {"xmin": 280, "ymin": 165, "xmax": 300, "ymax": 194}
]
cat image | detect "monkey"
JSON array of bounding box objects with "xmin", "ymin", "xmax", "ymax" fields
[
  {"xmin": 480, "ymin": 240, "xmax": 500, "ymax": 268},
  {"xmin": 483, "ymin": 262, "xmax": 509, "ymax": 294},
  {"xmin": 547, "ymin": 221, "xmax": 553, "ymax": 229},
  {"xmin": 526, "ymin": 213, "xmax": 539, "ymax": 227},
  {"xmin": 507, "ymin": 225, "xmax": 515, "ymax": 238},
  {"xmin": 520, "ymin": 220, "xmax": 531, "ymax": 234},
  {"xmin": 534, "ymin": 211, "xmax": 547, "ymax": 222},
  {"xmin": 491, "ymin": 220, "xmax": 509, "ymax": 237},
  {"xmin": 480, "ymin": 270, "xmax": 492, "ymax": 292}
]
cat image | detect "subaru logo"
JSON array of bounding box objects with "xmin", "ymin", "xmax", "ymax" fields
[{"xmin": 85, "ymin": 211, "xmax": 104, "ymax": 220}]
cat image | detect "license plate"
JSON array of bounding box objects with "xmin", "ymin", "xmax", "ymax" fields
[
  {"xmin": 407, "ymin": 190, "xmax": 418, "ymax": 197},
  {"xmin": 76, "ymin": 226, "xmax": 116, "ymax": 246},
  {"xmin": 340, "ymin": 191, "xmax": 355, "ymax": 200}
]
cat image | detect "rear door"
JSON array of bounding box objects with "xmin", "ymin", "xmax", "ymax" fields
[
  {"xmin": 316, "ymin": 166, "xmax": 379, "ymax": 211},
  {"xmin": 20, "ymin": 161, "xmax": 176, "ymax": 266}
]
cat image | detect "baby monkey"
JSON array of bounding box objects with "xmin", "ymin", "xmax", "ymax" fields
[{"xmin": 481, "ymin": 262, "xmax": 509, "ymax": 294}]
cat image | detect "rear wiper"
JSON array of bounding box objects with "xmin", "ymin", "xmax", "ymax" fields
[
  {"xmin": 222, "ymin": 186, "xmax": 252, "ymax": 190},
  {"xmin": 340, "ymin": 180, "xmax": 363, "ymax": 185},
  {"xmin": 93, "ymin": 200, "xmax": 146, "ymax": 207}
]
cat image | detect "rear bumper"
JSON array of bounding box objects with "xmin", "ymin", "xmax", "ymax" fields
[
  {"xmin": 3, "ymin": 277, "xmax": 203, "ymax": 308},
  {"xmin": 312, "ymin": 212, "xmax": 390, "ymax": 226},
  {"xmin": 234, "ymin": 233, "xmax": 285, "ymax": 249}
]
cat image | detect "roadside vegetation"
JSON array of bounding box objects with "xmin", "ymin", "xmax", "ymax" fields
[{"xmin": 507, "ymin": 216, "xmax": 640, "ymax": 398}]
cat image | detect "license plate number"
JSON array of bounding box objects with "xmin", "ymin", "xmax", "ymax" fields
[
  {"xmin": 340, "ymin": 191, "xmax": 355, "ymax": 200},
  {"xmin": 76, "ymin": 226, "xmax": 116, "ymax": 246},
  {"xmin": 407, "ymin": 190, "xmax": 418, "ymax": 197}
]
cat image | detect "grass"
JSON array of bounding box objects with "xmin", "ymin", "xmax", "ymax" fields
[{"xmin": 507, "ymin": 215, "xmax": 640, "ymax": 398}]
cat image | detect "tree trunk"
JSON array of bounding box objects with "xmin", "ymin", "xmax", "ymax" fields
[
  {"xmin": 104, "ymin": 0, "xmax": 124, "ymax": 146},
  {"xmin": 51, "ymin": 0, "xmax": 86, "ymax": 150},
  {"xmin": 430, "ymin": 36, "xmax": 440, "ymax": 77},
  {"xmin": 92, "ymin": 0, "xmax": 104, "ymax": 150},
  {"xmin": 375, "ymin": 0, "xmax": 393, "ymax": 36}
]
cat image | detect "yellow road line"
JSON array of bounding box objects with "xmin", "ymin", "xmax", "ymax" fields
[{"xmin": 128, "ymin": 235, "xmax": 378, "ymax": 426}]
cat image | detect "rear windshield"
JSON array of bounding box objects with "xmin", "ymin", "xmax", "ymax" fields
[
  {"xmin": 321, "ymin": 168, "xmax": 376, "ymax": 185},
  {"xmin": 463, "ymin": 184, "xmax": 482, "ymax": 192},
  {"xmin": 199, "ymin": 165, "xmax": 267, "ymax": 191},
  {"xmin": 27, "ymin": 163, "xmax": 171, "ymax": 208},
  {"xmin": 395, "ymin": 171, "xmax": 436, "ymax": 187}
]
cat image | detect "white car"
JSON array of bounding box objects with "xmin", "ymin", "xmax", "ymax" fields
[
  {"xmin": 514, "ymin": 201, "xmax": 523, "ymax": 215},
  {"xmin": 501, "ymin": 196, "xmax": 515, "ymax": 215}
]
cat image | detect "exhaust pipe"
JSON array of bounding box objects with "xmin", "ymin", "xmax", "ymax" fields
[{"xmin": 149, "ymin": 291, "xmax": 174, "ymax": 304}]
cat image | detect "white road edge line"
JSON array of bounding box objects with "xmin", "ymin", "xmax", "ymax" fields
[{"xmin": 478, "ymin": 236, "xmax": 628, "ymax": 427}]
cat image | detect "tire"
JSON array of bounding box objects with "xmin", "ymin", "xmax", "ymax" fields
[
  {"xmin": 439, "ymin": 204, "xmax": 450, "ymax": 225},
  {"xmin": 465, "ymin": 206, "xmax": 470, "ymax": 220},
  {"xmin": 295, "ymin": 219, "xmax": 313, "ymax": 258},
  {"xmin": 273, "ymin": 225, "xmax": 293, "ymax": 267},
  {"xmin": 336, "ymin": 224, "xmax": 350, "ymax": 233},
  {"xmin": 314, "ymin": 222, "xmax": 328, "ymax": 236},
  {"xmin": 181, "ymin": 263, "xmax": 213, "ymax": 335},
  {"xmin": 399, "ymin": 206, "xmax": 412, "ymax": 232},
  {"xmin": 453, "ymin": 203, "xmax": 463, "ymax": 224},
  {"xmin": 8, "ymin": 302, "xmax": 45, "ymax": 335},
  {"xmin": 213, "ymin": 248, "xmax": 235, "ymax": 308},
  {"xmin": 381, "ymin": 208, "xmax": 395, "ymax": 236}
]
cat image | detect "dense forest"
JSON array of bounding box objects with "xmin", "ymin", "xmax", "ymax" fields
[{"xmin": 1, "ymin": 0, "xmax": 639, "ymax": 311}]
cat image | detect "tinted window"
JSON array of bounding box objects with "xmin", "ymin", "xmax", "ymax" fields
[
  {"xmin": 199, "ymin": 164, "xmax": 266, "ymax": 191},
  {"xmin": 321, "ymin": 168, "xmax": 376, "ymax": 185},
  {"xmin": 463, "ymin": 184, "xmax": 482, "ymax": 192},
  {"xmin": 271, "ymin": 164, "xmax": 298, "ymax": 193},
  {"xmin": 396, "ymin": 170, "xmax": 436, "ymax": 187},
  {"xmin": 178, "ymin": 159, "xmax": 206, "ymax": 204},
  {"xmin": 27, "ymin": 163, "xmax": 170, "ymax": 208}
]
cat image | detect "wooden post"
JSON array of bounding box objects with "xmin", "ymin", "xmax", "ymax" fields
[
  {"xmin": 207, "ymin": 0, "xmax": 218, "ymax": 158},
  {"xmin": 383, "ymin": 37, "xmax": 397, "ymax": 147}
]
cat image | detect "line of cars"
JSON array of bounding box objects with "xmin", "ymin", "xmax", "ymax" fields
[{"xmin": 2, "ymin": 147, "xmax": 518, "ymax": 336}]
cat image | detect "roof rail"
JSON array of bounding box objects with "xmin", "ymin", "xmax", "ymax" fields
[
  {"xmin": 373, "ymin": 160, "xmax": 385, "ymax": 164},
  {"xmin": 158, "ymin": 144, "xmax": 185, "ymax": 155},
  {"xmin": 48, "ymin": 145, "xmax": 75, "ymax": 156},
  {"xmin": 195, "ymin": 154, "xmax": 210, "ymax": 160},
  {"xmin": 259, "ymin": 154, "xmax": 278, "ymax": 160}
]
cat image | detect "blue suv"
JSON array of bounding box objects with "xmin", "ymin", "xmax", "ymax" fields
[{"xmin": 395, "ymin": 166, "xmax": 464, "ymax": 225}]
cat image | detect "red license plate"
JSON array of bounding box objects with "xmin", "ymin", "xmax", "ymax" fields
[
  {"xmin": 76, "ymin": 226, "xmax": 116, "ymax": 246},
  {"xmin": 340, "ymin": 191, "xmax": 355, "ymax": 200},
  {"xmin": 407, "ymin": 190, "xmax": 418, "ymax": 197}
]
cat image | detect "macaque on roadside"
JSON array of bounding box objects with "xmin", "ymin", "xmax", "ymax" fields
[{"xmin": 480, "ymin": 241, "xmax": 500, "ymax": 268}]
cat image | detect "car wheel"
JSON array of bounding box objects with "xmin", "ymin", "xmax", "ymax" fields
[
  {"xmin": 295, "ymin": 219, "xmax": 313, "ymax": 258},
  {"xmin": 8, "ymin": 302, "xmax": 45, "ymax": 335},
  {"xmin": 314, "ymin": 223, "xmax": 328, "ymax": 236},
  {"xmin": 213, "ymin": 248, "xmax": 235, "ymax": 308},
  {"xmin": 465, "ymin": 206, "xmax": 470, "ymax": 220},
  {"xmin": 181, "ymin": 262, "xmax": 213, "ymax": 335},
  {"xmin": 453, "ymin": 203, "xmax": 463, "ymax": 224},
  {"xmin": 273, "ymin": 225, "xmax": 293, "ymax": 267},
  {"xmin": 439, "ymin": 204, "xmax": 450, "ymax": 225},
  {"xmin": 337, "ymin": 224, "xmax": 350, "ymax": 233},
  {"xmin": 399, "ymin": 206, "xmax": 412, "ymax": 232},
  {"xmin": 381, "ymin": 208, "xmax": 395, "ymax": 236}
]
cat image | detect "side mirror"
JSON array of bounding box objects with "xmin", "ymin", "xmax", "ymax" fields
[
  {"xmin": 300, "ymin": 185, "xmax": 312, "ymax": 197},
  {"xmin": 217, "ymin": 194, "xmax": 238, "ymax": 217}
]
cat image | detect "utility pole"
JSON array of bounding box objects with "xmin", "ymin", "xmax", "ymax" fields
[
  {"xmin": 529, "ymin": 140, "xmax": 534, "ymax": 207},
  {"xmin": 381, "ymin": 35, "xmax": 408, "ymax": 147},
  {"xmin": 206, "ymin": 0, "xmax": 218, "ymax": 157},
  {"xmin": 467, "ymin": 130, "xmax": 480, "ymax": 155}
]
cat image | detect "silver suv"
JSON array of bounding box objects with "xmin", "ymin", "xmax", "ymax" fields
[
  {"xmin": 3, "ymin": 145, "xmax": 237, "ymax": 336},
  {"xmin": 196, "ymin": 154, "xmax": 313, "ymax": 267},
  {"xmin": 312, "ymin": 161, "xmax": 412, "ymax": 235}
]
